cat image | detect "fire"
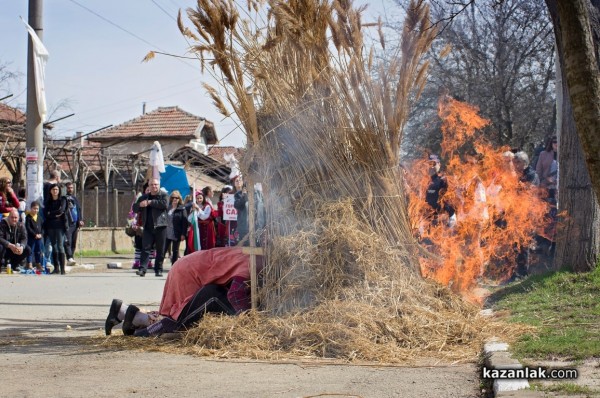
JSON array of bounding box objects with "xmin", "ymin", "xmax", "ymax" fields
[{"xmin": 406, "ymin": 97, "xmax": 550, "ymax": 294}]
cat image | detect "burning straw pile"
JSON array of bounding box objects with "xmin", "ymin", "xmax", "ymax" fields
[{"xmin": 159, "ymin": 0, "xmax": 524, "ymax": 362}]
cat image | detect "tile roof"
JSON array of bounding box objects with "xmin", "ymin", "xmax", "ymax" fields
[
  {"xmin": 207, "ymin": 146, "xmax": 245, "ymax": 163},
  {"xmin": 0, "ymin": 103, "xmax": 26, "ymax": 124},
  {"xmin": 88, "ymin": 106, "xmax": 217, "ymax": 144}
]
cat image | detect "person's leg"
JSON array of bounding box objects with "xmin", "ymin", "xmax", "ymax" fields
[
  {"xmin": 175, "ymin": 284, "xmax": 234, "ymax": 331},
  {"xmin": 138, "ymin": 228, "xmax": 154, "ymax": 276},
  {"xmin": 44, "ymin": 235, "xmax": 52, "ymax": 266},
  {"xmin": 153, "ymin": 227, "xmax": 167, "ymax": 276},
  {"xmin": 27, "ymin": 238, "xmax": 35, "ymax": 265},
  {"xmin": 65, "ymin": 225, "xmax": 77, "ymax": 264},
  {"xmin": 15, "ymin": 246, "xmax": 31, "ymax": 268},
  {"xmin": 63, "ymin": 228, "xmax": 73, "ymax": 259},
  {"xmin": 47, "ymin": 229, "xmax": 60, "ymax": 274},
  {"xmin": 56, "ymin": 230, "xmax": 66, "ymax": 275},
  {"xmin": 171, "ymin": 239, "xmax": 181, "ymax": 264},
  {"xmin": 105, "ymin": 299, "xmax": 153, "ymax": 335},
  {"xmin": 71, "ymin": 226, "xmax": 80, "ymax": 253},
  {"xmin": 5, "ymin": 251, "xmax": 18, "ymax": 271}
]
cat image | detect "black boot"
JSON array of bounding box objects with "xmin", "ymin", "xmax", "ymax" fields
[
  {"xmin": 51, "ymin": 252, "xmax": 60, "ymax": 274},
  {"xmin": 59, "ymin": 253, "xmax": 66, "ymax": 275}
]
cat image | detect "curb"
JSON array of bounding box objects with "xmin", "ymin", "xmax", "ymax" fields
[{"xmin": 483, "ymin": 339, "xmax": 531, "ymax": 396}]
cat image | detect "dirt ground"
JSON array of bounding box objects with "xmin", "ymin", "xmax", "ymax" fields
[{"xmin": 0, "ymin": 263, "xmax": 482, "ymax": 398}]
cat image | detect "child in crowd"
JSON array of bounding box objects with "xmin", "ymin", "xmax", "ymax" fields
[{"xmin": 25, "ymin": 201, "xmax": 46, "ymax": 273}]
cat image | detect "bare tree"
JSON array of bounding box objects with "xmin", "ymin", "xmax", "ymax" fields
[
  {"xmin": 396, "ymin": 0, "xmax": 555, "ymax": 156},
  {"xmin": 546, "ymin": 0, "xmax": 599, "ymax": 271}
]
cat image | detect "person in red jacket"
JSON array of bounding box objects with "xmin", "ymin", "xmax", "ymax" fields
[{"xmin": 0, "ymin": 177, "xmax": 20, "ymax": 218}]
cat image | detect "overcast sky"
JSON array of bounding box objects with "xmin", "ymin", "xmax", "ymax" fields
[{"xmin": 0, "ymin": 0, "xmax": 398, "ymax": 147}]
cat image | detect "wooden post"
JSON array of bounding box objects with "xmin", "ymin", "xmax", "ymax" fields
[
  {"xmin": 105, "ymin": 157, "xmax": 110, "ymax": 227},
  {"xmin": 94, "ymin": 186, "xmax": 99, "ymax": 227},
  {"xmin": 78, "ymin": 169, "xmax": 85, "ymax": 223},
  {"xmin": 244, "ymin": 92, "xmax": 260, "ymax": 310},
  {"xmin": 113, "ymin": 188, "xmax": 118, "ymax": 227},
  {"xmin": 247, "ymin": 177, "xmax": 257, "ymax": 309}
]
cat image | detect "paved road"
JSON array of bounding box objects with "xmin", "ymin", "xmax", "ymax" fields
[{"xmin": 0, "ymin": 263, "xmax": 482, "ymax": 398}]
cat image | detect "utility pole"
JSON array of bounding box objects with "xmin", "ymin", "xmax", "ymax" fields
[{"xmin": 25, "ymin": 0, "xmax": 45, "ymax": 207}]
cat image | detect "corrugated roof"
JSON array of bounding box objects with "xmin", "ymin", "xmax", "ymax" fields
[{"xmin": 87, "ymin": 106, "xmax": 218, "ymax": 144}]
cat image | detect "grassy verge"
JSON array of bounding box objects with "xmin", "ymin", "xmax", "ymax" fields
[
  {"xmin": 530, "ymin": 382, "xmax": 599, "ymax": 396},
  {"xmin": 489, "ymin": 265, "xmax": 600, "ymax": 360},
  {"xmin": 74, "ymin": 249, "xmax": 135, "ymax": 257}
]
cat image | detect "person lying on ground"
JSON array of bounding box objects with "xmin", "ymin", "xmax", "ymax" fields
[{"xmin": 105, "ymin": 246, "xmax": 260, "ymax": 337}]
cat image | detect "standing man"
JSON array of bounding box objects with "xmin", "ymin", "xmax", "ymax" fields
[
  {"xmin": 133, "ymin": 178, "xmax": 168, "ymax": 277},
  {"xmin": 64, "ymin": 181, "xmax": 84, "ymax": 266},
  {"xmin": 0, "ymin": 209, "xmax": 31, "ymax": 272},
  {"xmin": 425, "ymin": 154, "xmax": 456, "ymax": 227}
]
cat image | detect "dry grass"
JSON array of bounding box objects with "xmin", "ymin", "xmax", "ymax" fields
[{"xmin": 100, "ymin": 0, "xmax": 535, "ymax": 363}]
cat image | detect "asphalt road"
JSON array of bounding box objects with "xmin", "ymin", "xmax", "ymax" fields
[{"xmin": 0, "ymin": 265, "xmax": 482, "ymax": 398}]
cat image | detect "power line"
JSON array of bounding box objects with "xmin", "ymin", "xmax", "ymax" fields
[
  {"xmin": 67, "ymin": 0, "xmax": 166, "ymax": 52},
  {"xmin": 151, "ymin": 0, "xmax": 177, "ymax": 22}
]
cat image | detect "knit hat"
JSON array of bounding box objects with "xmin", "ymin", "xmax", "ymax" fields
[{"xmin": 428, "ymin": 154, "xmax": 440, "ymax": 163}]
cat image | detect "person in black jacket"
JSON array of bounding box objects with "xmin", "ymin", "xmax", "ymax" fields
[
  {"xmin": 25, "ymin": 201, "xmax": 45, "ymax": 271},
  {"xmin": 63, "ymin": 181, "xmax": 84, "ymax": 266},
  {"xmin": 0, "ymin": 209, "xmax": 31, "ymax": 272},
  {"xmin": 44, "ymin": 183, "xmax": 68, "ymax": 275},
  {"xmin": 425, "ymin": 154, "xmax": 456, "ymax": 227},
  {"xmin": 165, "ymin": 190, "xmax": 188, "ymax": 265},
  {"xmin": 132, "ymin": 178, "xmax": 168, "ymax": 277},
  {"xmin": 233, "ymin": 176, "xmax": 248, "ymax": 245}
]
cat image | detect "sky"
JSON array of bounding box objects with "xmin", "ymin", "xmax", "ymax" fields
[{"xmin": 0, "ymin": 0, "xmax": 399, "ymax": 148}]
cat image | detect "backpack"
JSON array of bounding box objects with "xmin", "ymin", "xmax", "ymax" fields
[{"xmin": 66, "ymin": 196, "xmax": 78, "ymax": 225}]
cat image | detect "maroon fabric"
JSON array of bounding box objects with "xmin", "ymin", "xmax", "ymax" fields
[
  {"xmin": 0, "ymin": 191, "xmax": 19, "ymax": 214},
  {"xmin": 227, "ymin": 276, "xmax": 251, "ymax": 313},
  {"xmin": 158, "ymin": 247, "xmax": 251, "ymax": 319}
]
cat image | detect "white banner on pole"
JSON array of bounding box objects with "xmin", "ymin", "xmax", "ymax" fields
[
  {"xmin": 26, "ymin": 148, "xmax": 43, "ymax": 209},
  {"xmin": 21, "ymin": 17, "xmax": 49, "ymax": 123},
  {"xmin": 223, "ymin": 193, "xmax": 237, "ymax": 221}
]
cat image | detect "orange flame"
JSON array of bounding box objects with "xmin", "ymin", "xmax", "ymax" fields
[{"xmin": 406, "ymin": 97, "xmax": 549, "ymax": 296}]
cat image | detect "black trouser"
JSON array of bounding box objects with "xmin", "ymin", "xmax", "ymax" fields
[
  {"xmin": 166, "ymin": 238, "xmax": 182, "ymax": 264},
  {"xmin": 1, "ymin": 245, "xmax": 32, "ymax": 268},
  {"xmin": 140, "ymin": 226, "xmax": 166, "ymax": 273},
  {"xmin": 64, "ymin": 224, "xmax": 79, "ymax": 258},
  {"xmin": 176, "ymin": 284, "xmax": 234, "ymax": 330}
]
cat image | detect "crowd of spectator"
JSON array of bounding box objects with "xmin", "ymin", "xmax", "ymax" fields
[{"xmin": 0, "ymin": 170, "xmax": 83, "ymax": 274}]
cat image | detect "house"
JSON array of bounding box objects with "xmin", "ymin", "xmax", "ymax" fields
[
  {"xmin": 86, "ymin": 106, "xmax": 218, "ymax": 156},
  {"xmin": 0, "ymin": 103, "xmax": 26, "ymax": 182}
]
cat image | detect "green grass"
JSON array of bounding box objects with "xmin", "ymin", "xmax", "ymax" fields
[
  {"xmin": 490, "ymin": 265, "xmax": 600, "ymax": 360},
  {"xmin": 530, "ymin": 382, "xmax": 600, "ymax": 396},
  {"xmin": 74, "ymin": 249, "xmax": 135, "ymax": 257}
]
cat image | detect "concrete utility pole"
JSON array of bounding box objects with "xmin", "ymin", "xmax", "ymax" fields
[{"xmin": 25, "ymin": 0, "xmax": 45, "ymax": 207}]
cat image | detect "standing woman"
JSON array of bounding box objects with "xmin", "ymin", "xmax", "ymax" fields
[
  {"xmin": 166, "ymin": 190, "xmax": 188, "ymax": 264},
  {"xmin": 216, "ymin": 186, "xmax": 233, "ymax": 247},
  {"xmin": 233, "ymin": 177, "xmax": 248, "ymax": 245},
  {"xmin": 44, "ymin": 183, "xmax": 67, "ymax": 274},
  {"xmin": 186, "ymin": 191, "xmax": 206, "ymax": 254},
  {"xmin": 0, "ymin": 177, "xmax": 20, "ymax": 219},
  {"xmin": 199, "ymin": 186, "xmax": 217, "ymax": 250},
  {"xmin": 535, "ymin": 135, "xmax": 558, "ymax": 194}
]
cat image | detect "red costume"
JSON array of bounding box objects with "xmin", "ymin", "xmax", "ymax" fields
[{"xmin": 158, "ymin": 247, "xmax": 252, "ymax": 319}]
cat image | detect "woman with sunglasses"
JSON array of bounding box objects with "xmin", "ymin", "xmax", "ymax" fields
[{"xmin": 0, "ymin": 177, "xmax": 20, "ymax": 219}]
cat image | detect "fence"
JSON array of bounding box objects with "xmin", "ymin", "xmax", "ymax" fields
[{"xmin": 80, "ymin": 188, "xmax": 137, "ymax": 228}]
